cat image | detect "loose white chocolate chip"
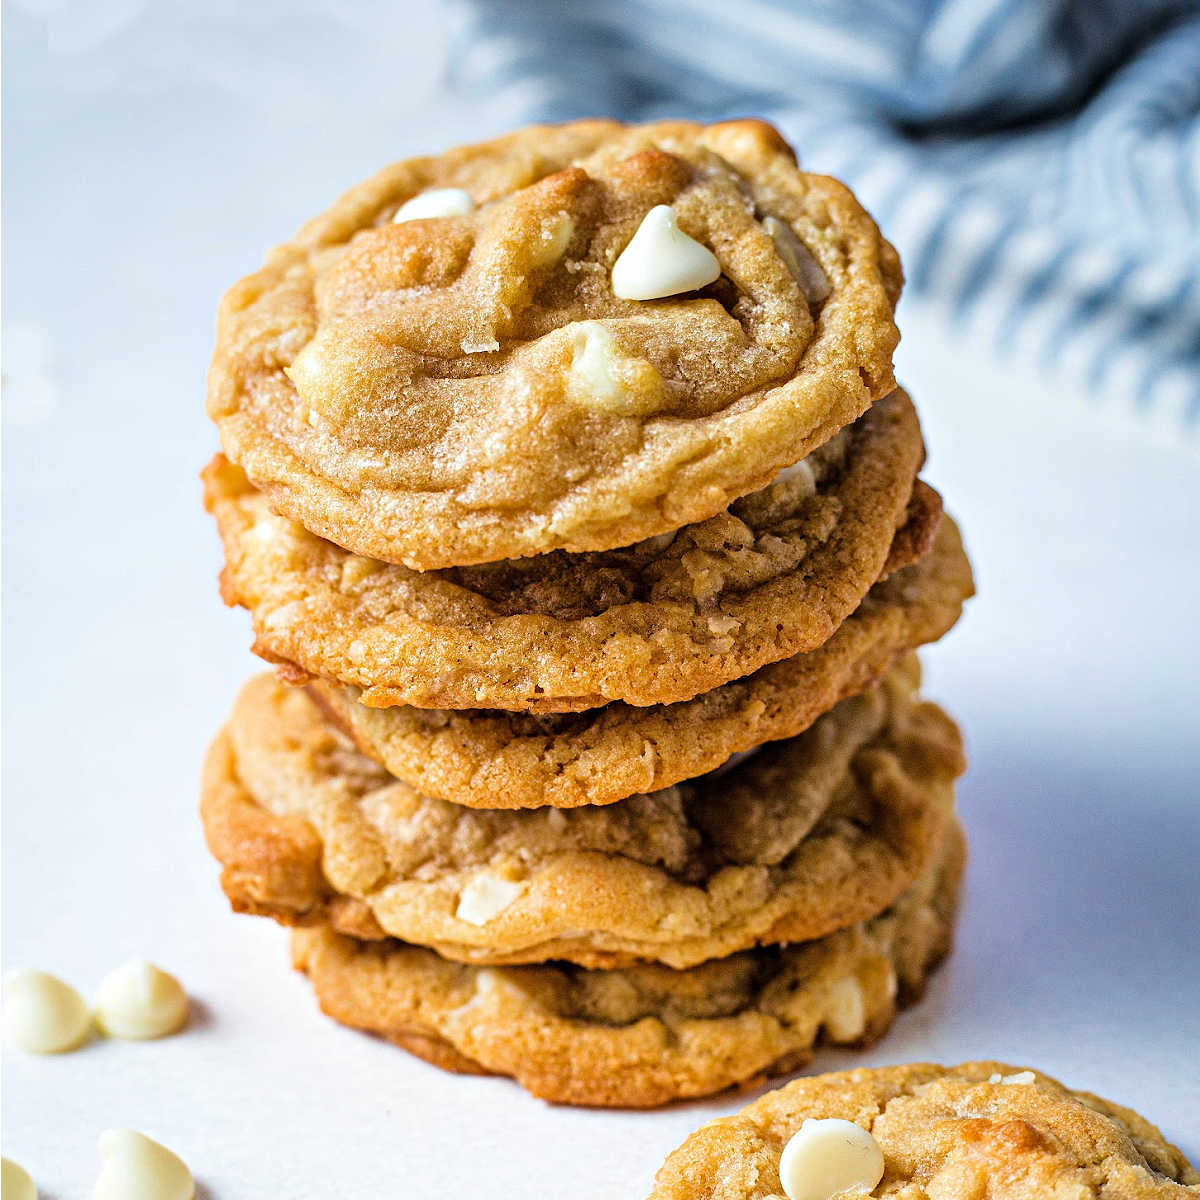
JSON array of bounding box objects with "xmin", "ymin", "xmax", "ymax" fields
[
  {"xmin": 3, "ymin": 968, "xmax": 91, "ymax": 1054},
  {"xmin": 989, "ymin": 1070, "xmax": 1037, "ymax": 1085},
  {"xmin": 456, "ymin": 875, "xmax": 525, "ymax": 925},
  {"xmin": 95, "ymin": 959, "xmax": 189, "ymax": 1040},
  {"xmin": 764, "ymin": 216, "xmax": 831, "ymax": 304},
  {"xmin": 93, "ymin": 1131, "xmax": 194, "ymax": 1200},
  {"xmin": 611, "ymin": 205, "xmax": 721, "ymax": 301},
  {"xmin": 778, "ymin": 1118, "xmax": 884, "ymax": 1200},
  {"xmin": 2, "ymin": 1157, "xmax": 37, "ymax": 1200},
  {"xmin": 392, "ymin": 187, "xmax": 475, "ymax": 222}
]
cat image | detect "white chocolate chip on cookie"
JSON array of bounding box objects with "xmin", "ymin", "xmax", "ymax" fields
[
  {"xmin": 611, "ymin": 205, "xmax": 721, "ymax": 301},
  {"xmin": 392, "ymin": 188, "xmax": 475, "ymax": 222},
  {"xmin": 823, "ymin": 975, "xmax": 867, "ymax": 1041},
  {"xmin": 95, "ymin": 960, "xmax": 189, "ymax": 1040},
  {"xmin": 773, "ymin": 456, "xmax": 816, "ymax": 495},
  {"xmin": 2, "ymin": 1157, "xmax": 37, "ymax": 1200},
  {"xmin": 778, "ymin": 1118, "xmax": 884, "ymax": 1200},
  {"xmin": 764, "ymin": 216, "xmax": 831, "ymax": 304},
  {"xmin": 3, "ymin": 968, "xmax": 91, "ymax": 1054},
  {"xmin": 456, "ymin": 874, "xmax": 525, "ymax": 925},
  {"xmin": 562, "ymin": 321, "xmax": 665, "ymax": 415},
  {"xmin": 92, "ymin": 1130, "xmax": 194, "ymax": 1200}
]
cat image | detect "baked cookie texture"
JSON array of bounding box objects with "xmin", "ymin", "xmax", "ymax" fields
[
  {"xmin": 648, "ymin": 1061, "xmax": 1199, "ymax": 1198},
  {"xmin": 290, "ymin": 822, "xmax": 964, "ymax": 1108},
  {"xmin": 204, "ymin": 390, "xmax": 930, "ymax": 712},
  {"xmin": 206, "ymin": 118, "xmax": 902, "ymax": 569},
  {"xmin": 311, "ymin": 516, "xmax": 972, "ymax": 810},
  {"xmin": 201, "ymin": 658, "xmax": 964, "ymax": 969}
]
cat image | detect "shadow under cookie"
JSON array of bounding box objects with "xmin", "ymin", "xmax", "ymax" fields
[
  {"xmin": 203, "ymin": 390, "xmax": 932, "ymax": 712},
  {"xmin": 311, "ymin": 515, "xmax": 972, "ymax": 810},
  {"xmin": 288, "ymin": 822, "xmax": 964, "ymax": 1109},
  {"xmin": 200, "ymin": 660, "xmax": 964, "ymax": 970}
]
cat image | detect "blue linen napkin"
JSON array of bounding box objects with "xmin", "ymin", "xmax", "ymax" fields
[{"xmin": 449, "ymin": 0, "xmax": 1200, "ymax": 431}]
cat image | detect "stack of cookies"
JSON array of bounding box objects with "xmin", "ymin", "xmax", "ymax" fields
[{"xmin": 199, "ymin": 119, "xmax": 975, "ymax": 1107}]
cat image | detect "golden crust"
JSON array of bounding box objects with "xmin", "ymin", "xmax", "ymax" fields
[
  {"xmin": 203, "ymin": 390, "xmax": 929, "ymax": 712},
  {"xmin": 290, "ymin": 824, "xmax": 963, "ymax": 1109},
  {"xmin": 312, "ymin": 515, "xmax": 971, "ymax": 810},
  {"xmin": 206, "ymin": 119, "xmax": 902, "ymax": 569},
  {"xmin": 648, "ymin": 1061, "xmax": 1199, "ymax": 1198},
  {"xmin": 200, "ymin": 661, "xmax": 963, "ymax": 970}
]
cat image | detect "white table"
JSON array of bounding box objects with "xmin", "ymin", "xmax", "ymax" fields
[{"xmin": 4, "ymin": 4, "xmax": 1198, "ymax": 1195}]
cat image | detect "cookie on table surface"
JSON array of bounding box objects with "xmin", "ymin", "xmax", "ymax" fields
[
  {"xmin": 206, "ymin": 118, "xmax": 902, "ymax": 570},
  {"xmin": 203, "ymin": 390, "xmax": 931, "ymax": 713},
  {"xmin": 312, "ymin": 516, "xmax": 972, "ymax": 811},
  {"xmin": 201, "ymin": 658, "xmax": 963, "ymax": 969},
  {"xmin": 290, "ymin": 822, "xmax": 963, "ymax": 1108},
  {"xmin": 648, "ymin": 1061, "xmax": 1199, "ymax": 1199}
]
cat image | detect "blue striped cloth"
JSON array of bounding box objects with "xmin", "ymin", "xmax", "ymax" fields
[{"xmin": 449, "ymin": 0, "xmax": 1200, "ymax": 433}]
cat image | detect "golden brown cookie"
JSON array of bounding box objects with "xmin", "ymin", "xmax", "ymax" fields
[
  {"xmin": 200, "ymin": 659, "xmax": 963, "ymax": 969},
  {"xmin": 206, "ymin": 119, "xmax": 902, "ymax": 569},
  {"xmin": 290, "ymin": 822, "xmax": 963, "ymax": 1108},
  {"xmin": 203, "ymin": 390, "xmax": 930, "ymax": 713},
  {"xmin": 311, "ymin": 516, "xmax": 971, "ymax": 810},
  {"xmin": 648, "ymin": 1061, "xmax": 1199, "ymax": 1198}
]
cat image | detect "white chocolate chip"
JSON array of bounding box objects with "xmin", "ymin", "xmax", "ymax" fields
[
  {"xmin": 3, "ymin": 968, "xmax": 91, "ymax": 1054},
  {"xmin": 533, "ymin": 213, "xmax": 575, "ymax": 267},
  {"xmin": 611, "ymin": 205, "xmax": 721, "ymax": 301},
  {"xmin": 562, "ymin": 320, "xmax": 665, "ymax": 414},
  {"xmin": 392, "ymin": 187, "xmax": 475, "ymax": 222},
  {"xmin": 569, "ymin": 322, "xmax": 627, "ymax": 405},
  {"xmin": 773, "ymin": 457, "xmax": 816, "ymax": 496},
  {"xmin": 764, "ymin": 216, "xmax": 831, "ymax": 304},
  {"xmin": 707, "ymin": 614, "xmax": 741, "ymax": 637},
  {"xmin": 456, "ymin": 874, "xmax": 525, "ymax": 925},
  {"xmin": 93, "ymin": 1130, "xmax": 193, "ymax": 1200},
  {"xmin": 640, "ymin": 531, "xmax": 677, "ymax": 554},
  {"xmin": 988, "ymin": 1070, "xmax": 1037, "ymax": 1085},
  {"xmin": 2, "ymin": 1158, "xmax": 37, "ymax": 1200},
  {"xmin": 823, "ymin": 975, "xmax": 867, "ymax": 1041},
  {"xmin": 779, "ymin": 1119, "xmax": 884, "ymax": 1200},
  {"xmin": 460, "ymin": 338, "xmax": 501, "ymax": 354},
  {"xmin": 95, "ymin": 960, "xmax": 189, "ymax": 1041}
]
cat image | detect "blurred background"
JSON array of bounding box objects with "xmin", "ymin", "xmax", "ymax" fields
[{"xmin": 3, "ymin": 1, "xmax": 1198, "ymax": 1195}]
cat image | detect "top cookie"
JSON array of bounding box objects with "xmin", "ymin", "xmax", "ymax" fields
[
  {"xmin": 648, "ymin": 1061, "xmax": 1199, "ymax": 1199},
  {"xmin": 206, "ymin": 119, "xmax": 902, "ymax": 568}
]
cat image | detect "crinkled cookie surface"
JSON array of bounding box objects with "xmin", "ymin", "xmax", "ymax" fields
[
  {"xmin": 201, "ymin": 659, "xmax": 963, "ymax": 968},
  {"xmin": 206, "ymin": 118, "xmax": 902, "ymax": 568},
  {"xmin": 290, "ymin": 824, "xmax": 963, "ymax": 1108},
  {"xmin": 313, "ymin": 515, "xmax": 972, "ymax": 810},
  {"xmin": 203, "ymin": 390, "xmax": 928, "ymax": 712},
  {"xmin": 648, "ymin": 1061, "xmax": 1199, "ymax": 1198}
]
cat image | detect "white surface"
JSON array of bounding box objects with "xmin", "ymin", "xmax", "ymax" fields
[{"xmin": 3, "ymin": 3, "xmax": 1199, "ymax": 1196}]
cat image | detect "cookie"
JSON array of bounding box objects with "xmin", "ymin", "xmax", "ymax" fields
[
  {"xmin": 290, "ymin": 822, "xmax": 963, "ymax": 1108},
  {"xmin": 311, "ymin": 516, "xmax": 971, "ymax": 810},
  {"xmin": 200, "ymin": 659, "xmax": 963, "ymax": 969},
  {"xmin": 648, "ymin": 1061, "xmax": 1199, "ymax": 1198},
  {"xmin": 206, "ymin": 119, "xmax": 902, "ymax": 570},
  {"xmin": 203, "ymin": 390, "xmax": 931, "ymax": 713}
]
